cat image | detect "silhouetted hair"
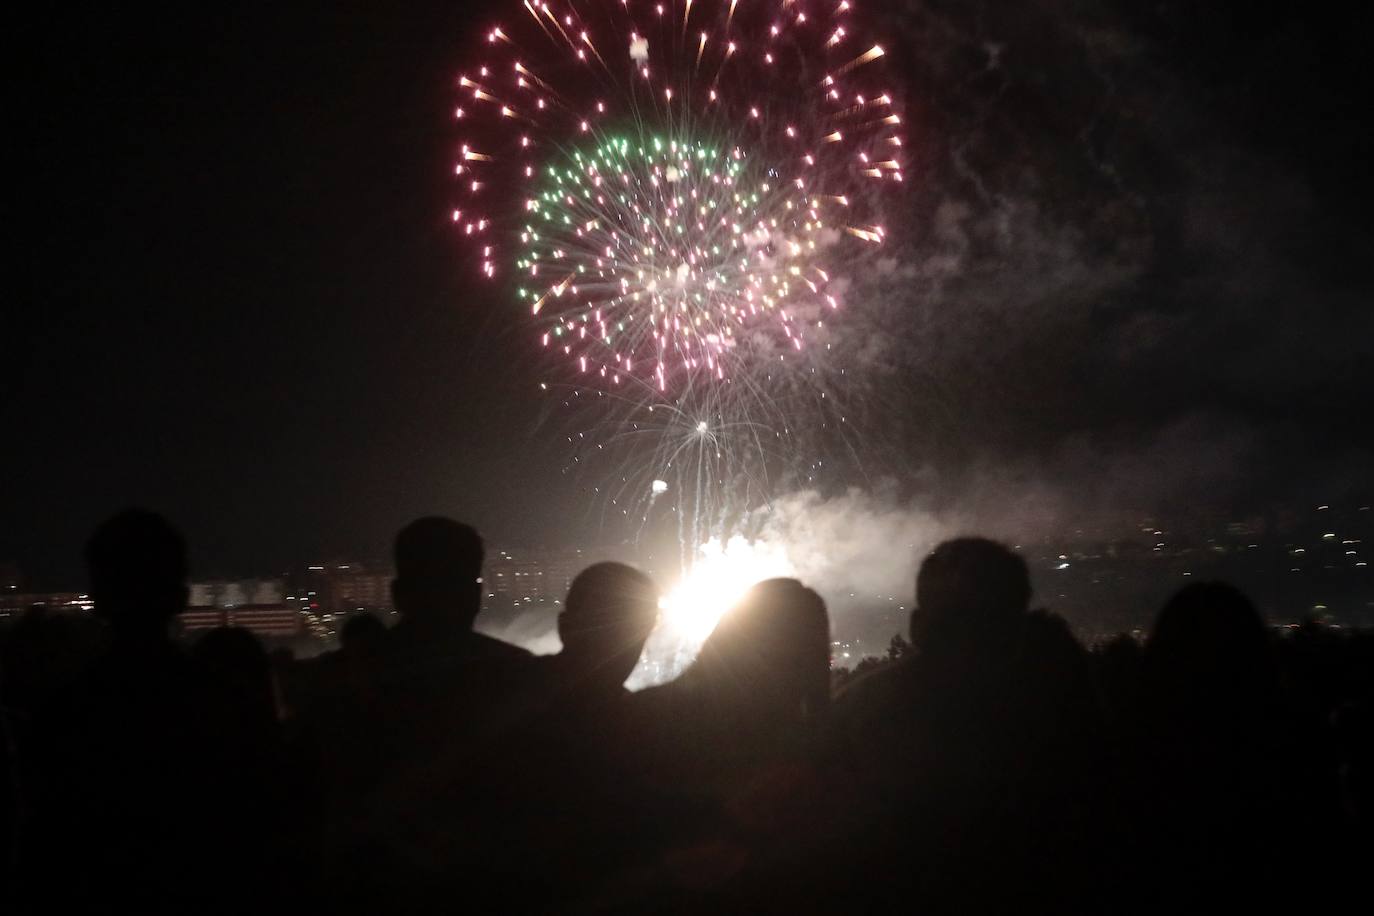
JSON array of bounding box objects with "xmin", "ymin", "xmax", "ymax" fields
[
  {"xmin": 394, "ymin": 517, "xmax": 483, "ymax": 585},
  {"xmin": 340, "ymin": 611, "xmax": 388, "ymax": 651},
  {"xmin": 556, "ymin": 562, "xmax": 658, "ymax": 688},
  {"xmin": 193, "ymin": 626, "xmax": 276, "ymax": 718},
  {"xmin": 1145, "ymin": 581, "xmax": 1275, "ymax": 703},
  {"xmin": 699, "ymin": 577, "xmax": 831, "ymax": 719},
  {"xmin": 193, "ymin": 626, "xmax": 269, "ymax": 674},
  {"xmin": 84, "ymin": 508, "xmax": 188, "ymax": 625},
  {"xmin": 562, "ymin": 562, "xmax": 659, "ymax": 649},
  {"xmin": 913, "ymin": 537, "xmax": 1030, "ymax": 644}
]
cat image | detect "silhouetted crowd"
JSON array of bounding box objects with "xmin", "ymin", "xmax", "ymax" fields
[{"xmin": 2, "ymin": 510, "xmax": 1370, "ymax": 914}]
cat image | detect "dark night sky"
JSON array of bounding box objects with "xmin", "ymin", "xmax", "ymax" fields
[{"xmin": 8, "ymin": 1, "xmax": 1373, "ymax": 587}]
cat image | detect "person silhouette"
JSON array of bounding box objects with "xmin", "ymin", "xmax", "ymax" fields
[
  {"xmin": 190, "ymin": 625, "xmax": 302, "ymax": 902},
  {"xmin": 550, "ymin": 561, "xmax": 659, "ymax": 694},
  {"xmin": 387, "ymin": 516, "xmax": 528, "ymax": 665},
  {"xmin": 339, "ymin": 610, "xmax": 387, "ymax": 657},
  {"xmin": 23, "ymin": 510, "xmax": 250, "ymax": 913},
  {"xmin": 484, "ymin": 563, "xmax": 664, "ymax": 907},
  {"xmin": 1142, "ymin": 581, "xmax": 1277, "ymax": 718},
  {"xmin": 370, "ymin": 517, "xmax": 533, "ymax": 754},
  {"xmin": 192, "ymin": 625, "xmax": 278, "ymax": 725},
  {"xmin": 1129, "ymin": 581, "xmax": 1343, "ymax": 910},
  {"xmin": 688, "ymin": 578, "xmax": 832, "ymax": 728},
  {"xmin": 349, "ymin": 517, "xmax": 532, "ymax": 798},
  {"xmin": 827, "ymin": 537, "xmax": 1104, "ymax": 913},
  {"xmin": 630, "ymin": 578, "xmax": 833, "ymax": 909},
  {"xmin": 909, "ymin": 535, "xmax": 1031, "ymax": 656},
  {"xmin": 87, "ymin": 508, "xmax": 190, "ymax": 651},
  {"xmin": 640, "ymin": 578, "xmax": 830, "ymax": 781},
  {"xmin": 318, "ymin": 517, "xmax": 538, "ymax": 913}
]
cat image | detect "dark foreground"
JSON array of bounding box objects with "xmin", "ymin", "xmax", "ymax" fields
[{"xmin": 2, "ymin": 511, "xmax": 1369, "ymax": 914}]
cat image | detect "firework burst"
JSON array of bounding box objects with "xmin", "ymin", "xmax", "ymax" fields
[
  {"xmin": 453, "ymin": 0, "xmax": 905, "ymax": 543},
  {"xmin": 454, "ymin": 0, "xmax": 901, "ymax": 388}
]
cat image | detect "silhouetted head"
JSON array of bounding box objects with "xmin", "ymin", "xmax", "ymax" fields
[
  {"xmin": 340, "ymin": 611, "xmax": 388, "ymax": 655},
  {"xmin": 391, "ymin": 517, "xmax": 483, "ymax": 629},
  {"xmin": 695, "ymin": 577, "xmax": 831, "ymax": 719},
  {"xmin": 192, "ymin": 626, "xmax": 276, "ymax": 720},
  {"xmin": 912, "ymin": 537, "xmax": 1030, "ymax": 650},
  {"xmin": 85, "ymin": 509, "xmax": 188, "ymax": 641},
  {"xmin": 1145, "ymin": 581, "xmax": 1276, "ymax": 710},
  {"xmin": 557, "ymin": 562, "xmax": 659, "ymax": 689},
  {"xmin": 193, "ymin": 625, "xmax": 268, "ymax": 671}
]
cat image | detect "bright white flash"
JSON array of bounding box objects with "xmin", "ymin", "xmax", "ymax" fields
[
  {"xmin": 628, "ymin": 535, "xmax": 795, "ymax": 690},
  {"xmin": 659, "ymin": 536, "xmax": 794, "ymax": 646}
]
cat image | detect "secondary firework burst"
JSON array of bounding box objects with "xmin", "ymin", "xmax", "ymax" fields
[
  {"xmin": 520, "ymin": 132, "xmax": 836, "ymax": 390},
  {"xmin": 452, "ymin": 0, "xmax": 903, "ymax": 394}
]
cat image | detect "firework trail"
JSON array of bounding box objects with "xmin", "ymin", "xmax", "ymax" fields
[{"xmin": 452, "ymin": 0, "xmax": 904, "ymax": 547}]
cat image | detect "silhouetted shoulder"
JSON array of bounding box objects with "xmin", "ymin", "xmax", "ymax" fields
[
  {"xmin": 630, "ymin": 678, "xmax": 680, "ymax": 714},
  {"xmin": 826, "ymin": 655, "xmax": 919, "ymax": 753},
  {"xmin": 832, "ymin": 653, "xmax": 914, "ymax": 707},
  {"xmin": 468, "ymin": 630, "xmax": 534, "ymax": 662}
]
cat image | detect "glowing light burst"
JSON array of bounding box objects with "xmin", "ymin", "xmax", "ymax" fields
[
  {"xmin": 453, "ymin": 0, "xmax": 902, "ymax": 392},
  {"xmin": 629, "ymin": 533, "xmax": 796, "ymax": 687}
]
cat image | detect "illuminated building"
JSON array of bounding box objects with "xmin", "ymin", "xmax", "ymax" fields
[
  {"xmin": 182, "ymin": 578, "xmax": 303, "ymax": 640},
  {"xmin": 484, "ymin": 546, "xmax": 611, "ymax": 612}
]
